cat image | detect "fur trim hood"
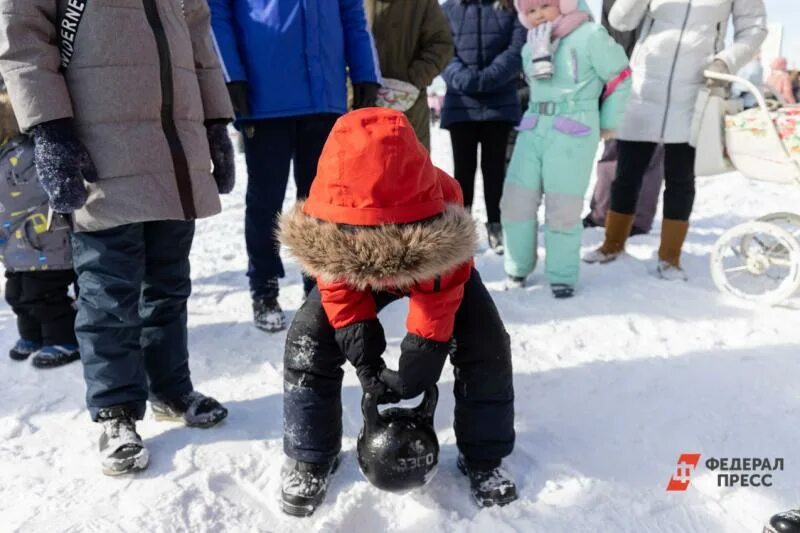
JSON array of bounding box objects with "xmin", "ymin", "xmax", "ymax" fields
[
  {"xmin": 0, "ymin": 92, "xmax": 20, "ymax": 141},
  {"xmin": 279, "ymin": 202, "xmax": 477, "ymax": 290}
]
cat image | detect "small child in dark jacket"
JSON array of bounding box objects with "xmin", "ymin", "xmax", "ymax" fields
[
  {"xmin": 0, "ymin": 91, "xmax": 78, "ymax": 368},
  {"xmin": 278, "ymin": 108, "xmax": 516, "ymax": 516}
]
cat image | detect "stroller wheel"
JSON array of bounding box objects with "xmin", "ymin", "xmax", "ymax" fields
[
  {"xmin": 711, "ymin": 221, "xmax": 800, "ymax": 305},
  {"xmin": 739, "ymin": 212, "xmax": 800, "ymax": 258}
]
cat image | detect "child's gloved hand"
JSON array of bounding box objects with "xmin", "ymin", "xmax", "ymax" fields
[
  {"xmin": 379, "ymin": 334, "xmax": 451, "ymax": 400},
  {"xmin": 337, "ymin": 320, "xmax": 398, "ymax": 401},
  {"xmin": 30, "ymin": 118, "xmax": 98, "ymax": 214},
  {"xmin": 206, "ymin": 122, "xmax": 236, "ymax": 194},
  {"xmin": 529, "ymin": 23, "xmax": 558, "ymax": 80}
]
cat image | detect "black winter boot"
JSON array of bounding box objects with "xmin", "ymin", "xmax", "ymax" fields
[
  {"xmin": 766, "ymin": 509, "xmax": 800, "ymax": 532},
  {"xmin": 550, "ymin": 284, "xmax": 575, "ymax": 299},
  {"xmin": 97, "ymin": 406, "xmax": 149, "ymax": 476},
  {"xmin": 253, "ymin": 296, "xmax": 286, "ymax": 333},
  {"xmin": 457, "ymin": 455, "xmax": 518, "ymax": 508},
  {"xmin": 151, "ymin": 390, "xmax": 228, "ymax": 428},
  {"xmin": 9, "ymin": 339, "xmax": 41, "ymax": 361},
  {"xmin": 281, "ymin": 456, "xmax": 340, "ymax": 517},
  {"xmin": 486, "ymin": 222, "xmax": 504, "ymax": 255}
]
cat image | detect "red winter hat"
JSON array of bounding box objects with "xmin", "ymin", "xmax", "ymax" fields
[{"xmin": 303, "ymin": 108, "xmax": 446, "ymax": 226}]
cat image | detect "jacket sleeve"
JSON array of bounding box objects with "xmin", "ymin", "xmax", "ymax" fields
[
  {"xmin": 318, "ymin": 279, "xmax": 378, "ymax": 330},
  {"xmin": 608, "ymin": 0, "xmax": 650, "ymax": 33},
  {"xmin": 0, "ymin": 0, "xmax": 73, "ymax": 131},
  {"xmin": 442, "ymin": 56, "xmax": 480, "ymax": 93},
  {"xmin": 407, "ymin": 262, "xmax": 472, "ymax": 342},
  {"xmin": 714, "ymin": 0, "xmax": 767, "ymax": 74},
  {"xmin": 208, "ymin": 0, "xmax": 247, "ymax": 83},
  {"xmin": 339, "ymin": 0, "xmax": 381, "ymax": 84},
  {"xmin": 477, "ymin": 17, "xmax": 526, "ymax": 93},
  {"xmin": 407, "ymin": 0, "xmax": 454, "ymax": 90},
  {"xmin": 589, "ymin": 26, "xmax": 632, "ymax": 130},
  {"xmin": 184, "ymin": 0, "xmax": 234, "ymax": 121}
]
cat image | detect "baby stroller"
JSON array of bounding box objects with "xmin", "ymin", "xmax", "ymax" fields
[{"xmin": 704, "ymin": 70, "xmax": 800, "ymax": 305}]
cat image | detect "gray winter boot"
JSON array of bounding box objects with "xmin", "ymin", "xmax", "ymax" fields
[{"xmin": 97, "ymin": 406, "xmax": 149, "ymax": 476}]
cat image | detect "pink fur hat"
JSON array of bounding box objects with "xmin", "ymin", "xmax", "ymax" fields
[{"xmin": 514, "ymin": 0, "xmax": 579, "ymax": 15}]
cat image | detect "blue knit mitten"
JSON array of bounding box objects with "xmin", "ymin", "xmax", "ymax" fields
[{"xmin": 30, "ymin": 119, "xmax": 98, "ymax": 214}]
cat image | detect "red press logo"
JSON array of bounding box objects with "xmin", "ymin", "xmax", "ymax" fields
[{"xmin": 666, "ymin": 453, "xmax": 702, "ymax": 491}]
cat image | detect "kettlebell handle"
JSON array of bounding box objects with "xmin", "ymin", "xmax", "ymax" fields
[
  {"xmin": 361, "ymin": 391, "xmax": 381, "ymax": 434},
  {"xmin": 415, "ymin": 385, "xmax": 439, "ymax": 424}
]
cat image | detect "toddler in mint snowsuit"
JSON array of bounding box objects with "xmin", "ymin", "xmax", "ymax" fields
[{"xmin": 502, "ymin": 0, "xmax": 631, "ymax": 297}]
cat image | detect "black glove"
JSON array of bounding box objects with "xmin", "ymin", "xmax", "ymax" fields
[
  {"xmin": 206, "ymin": 122, "xmax": 235, "ymax": 194},
  {"xmin": 379, "ymin": 334, "xmax": 451, "ymax": 400},
  {"xmin": 30, "ymin": 118, "xmax": 98, "ymax": 214},
  {"xmin": 226, "ymin": 81, "xmax": 250, "ymax": 118},
  {"xmin": 336, "ymin": 319, "xmax": 398, "ymax": 403},
  {"xmin": 352, "ymin": 82, "xmax": 380, "ymax": 109}
]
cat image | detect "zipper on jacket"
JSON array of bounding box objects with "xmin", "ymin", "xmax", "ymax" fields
[
  {"xmin": 659, "ymin": 0, "xmax": 692, "ymax": 141},
  {"xmin": 142, "ymin": 0, "xmax": 197, "ymax": 220}
]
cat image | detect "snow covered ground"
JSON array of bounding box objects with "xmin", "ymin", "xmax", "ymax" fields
[{"xmin": 3, "ymin": 126, "xmax": 799, "ymax": 533}]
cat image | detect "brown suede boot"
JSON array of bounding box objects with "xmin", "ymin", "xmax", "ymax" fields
[
  {"xmin": 583, "ymin": 210, "xmax": 635, "ymax": 264},
  {"xmin": 657, "ymin": 219, "xmax": 690, "ymax": 280}
]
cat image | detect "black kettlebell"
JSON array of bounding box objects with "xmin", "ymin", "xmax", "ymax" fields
[{"xmin": 357, "ymin": 385, "xmax": 440, "ymax": 493}]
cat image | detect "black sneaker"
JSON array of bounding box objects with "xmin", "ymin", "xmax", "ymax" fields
[
  {"xmin": 550, "ymin": 284, "xmax": 575, "ymax": 299},
  {"xmin": 582, "ymin": 215, "xmax": 600, "ymax": 229},
  {"xmin": 281, "ymin": 457, "xmax": 340, "ymax": 517},
  {"xmin": 630, "ymin": 225, "xmax": 648, "ymax": 237},
  {"xmin": 457, "ymin": 455, "xmax": 518, "ymax": 508},
  {"xmin": 505, "ymin": 275, "xmax": 526, "ymax": 290},
  {"xmin": 151, "ymin": 390, "xmax": 228, "ymax": 428},
  {"xmin": 9, "ymin": 339, "xmax": 41, "ymax": 361},
  {"xmin": 486, "ymin": 222, "xmax": 504, "ymax": 255},
  {"xmin": 253, "ymin": 296, "xmax": 286, "ymax": 333},
  {"xmin": 766, "ymin": 509, "xmax": 800, "ymax": 532},
  {"xmin": 31, "ymin": 344, "xmax": 80, "ymax": 368},
  {"xmin": 97, "ymin": 406, "xmax": 149, "ymax": 476}
]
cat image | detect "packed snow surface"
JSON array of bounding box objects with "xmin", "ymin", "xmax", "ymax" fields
[{"xmin": 3, "ymin": 127, "xmax": 799, "ymax": 532}]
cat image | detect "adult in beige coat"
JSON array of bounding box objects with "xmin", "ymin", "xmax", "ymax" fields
[{"xmin": 0, "ymin": 0, "xmax": 235, "ymax": 475}]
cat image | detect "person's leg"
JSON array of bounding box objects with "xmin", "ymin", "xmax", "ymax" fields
[
  {"xmin": 22, "ymin": 270, "xmax": 77, "ymax": 346},
  {"xmin": 72, "ymin": 224, "xmax": 148, "ymax": 420},
  {"xmin": 294, "ymin": 114, "xmax": 339, "ymax": 295},
  {"xmin": 140, "ymin": 220, "xmax": 195, "ymax": 401},
  {"xmin": 244, "ymin": 118, "xmax": 295, "ymax": 299},
  {"xmin": 5, "ymin": 271, "xmax": 41, "ymax": 344},
  {"xmin": 586, "ymin": 139, "xmax": 619, "ymax": 227},
  {"xmin": 586, "ymin": 140, "xmax": 657, "ymax": 260},
  {"xmin": 449, "ymin": 122, "xmax": 480, "ymax": 211},
  {"xmin": 501, "ymin": 131, "xmax": 543, "ymax": 279},
  {"xmin": 661, "ymin": 143, "xmax": 696, "ymax": 222},
  {"xmin": 451, "ymin": 269, "xmax": 514, "ymax": 464},
  {"xmin": 659, "ymin": 143, "xmax": 696, "ymax": 268},
  {"xmin": 541, "ymin": 131, "xmax": 596, "ymax": 287},
  {"xmin": 293, "ymin": 114, "xmax": 339, "ymax": 200},
  {"xmin": 283, "ymin": 287, "xmax": 348, "ymax": 464},
  {"xmin": 633, "ymin": 144, "xmax": 666, "ymax": 234},
  {"xmin": 479, "ymin": 121, "xmax": 512, "ymax": 225}
]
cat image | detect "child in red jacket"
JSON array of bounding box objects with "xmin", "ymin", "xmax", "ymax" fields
[{"xmin": 279, "ymin": 108, "xmax": 516, "ymax": 516}]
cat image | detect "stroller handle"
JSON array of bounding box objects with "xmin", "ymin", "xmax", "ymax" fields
[{"xmin": 704, "ymin": 70, "xmax": 771, "ymax": 115}]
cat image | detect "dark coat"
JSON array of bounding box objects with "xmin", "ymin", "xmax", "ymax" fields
[{"xmin": 440, "ymin": 0, "xmax": 526, "ymax": 129}]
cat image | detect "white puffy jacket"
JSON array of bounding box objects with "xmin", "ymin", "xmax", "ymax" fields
[{"xmin": 611, "ymin": 0, "xmax": 767, "ymax": 143}]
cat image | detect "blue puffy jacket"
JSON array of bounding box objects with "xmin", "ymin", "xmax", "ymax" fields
[
  {"xmin": 209, "ymin": 0, "xmax": 381, "ymax": 119},
  {"xmin": 440, "ymin": 0, "xmax": 525, "ymax": 128}
]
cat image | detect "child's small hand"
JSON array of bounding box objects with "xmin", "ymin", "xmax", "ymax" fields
[{"xmin": 600, "ymin": 129, "xmax": 615, "ymax": 140}]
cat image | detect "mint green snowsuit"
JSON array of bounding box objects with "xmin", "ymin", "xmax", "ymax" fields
[{"xmin": 501, "ymin": 22, "xmax": 631, "ymax": 285}]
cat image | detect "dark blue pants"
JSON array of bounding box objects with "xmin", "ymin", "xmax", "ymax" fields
[
  {"xmin": 243, "ymin": 114, "xmax": 338, "ymax": 299},
  {"xmin": 283, "ymin": 269, "xmax": 515, "ymax": 465},
  {"xmin": 72, "ymin": 221, "xmax": 195, "ymax": 421}
]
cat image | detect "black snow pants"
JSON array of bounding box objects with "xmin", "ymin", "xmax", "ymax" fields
[
  {"xmin": 283, "ymin": 268, "xmax": 515, "ymax": 466},
  {"xmin": 5, "ymin": 270, "xmax": 77, "ymax": 345}
]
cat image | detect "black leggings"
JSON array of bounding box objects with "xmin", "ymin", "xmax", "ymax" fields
[
  {"xmin": 611, "ymin": 141, "xmax": 696, "ymax": 221},
  {"xmin": 449, "ymin": 121, "xmax": 512, "ymax": 223}
]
